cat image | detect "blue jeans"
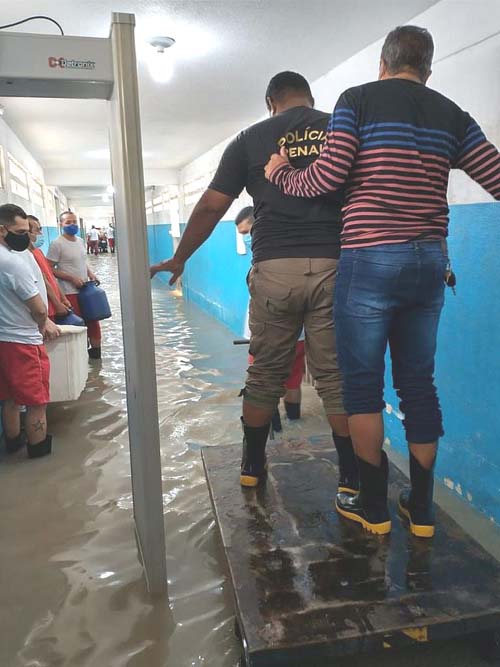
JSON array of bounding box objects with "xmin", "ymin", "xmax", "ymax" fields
[{"xmin": 334, "ymin": 241, "xmax": 447, "ymax": 443}]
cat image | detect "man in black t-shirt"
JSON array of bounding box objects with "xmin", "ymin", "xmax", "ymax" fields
[{"xmin": 150, "ymin": 72, "xmax": 356, "ymax": 492}]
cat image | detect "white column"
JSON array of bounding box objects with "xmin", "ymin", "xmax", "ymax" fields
[{"xmin": 109, "ymin": 12, "xmax": 167, "ymax": 595}]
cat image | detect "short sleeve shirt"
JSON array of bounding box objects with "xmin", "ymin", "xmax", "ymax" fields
[
  {"xmin": 47, "ymin": 235, "xmax": 88, "ymax": 295},
  {"xmin": 16, "ymin": 250, "xmax": 48, "ymax": 308},
  {"xmin": 209, "ymin": 106, "xmax": 344, "ymax": 262},
  {"xmin": 0, "ymin": 244, "xmax": 43, "ymax": 345},
  {"xmin": 33, "ymin": 248, "xmax": 60, "ymax": 317}
]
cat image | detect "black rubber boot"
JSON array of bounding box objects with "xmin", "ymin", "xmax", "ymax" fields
[
  {"xmin": 271, "ymin": 409, "xmax": 282, "ymax": 433},
  {"xmin": 399, "ymin": 452, "xmax": 435, "ymax": 538},
  {"xmin": 88, "ymin": 346, "xmax": 102, "ymax": 360},
  {"xmin": 240, "ymin": 418, "xmax": 270, "ymax": 487},
  {"xmin": 27, "ymin": 434, "xmax": 52, "ymax": 459},
  {"xmin": 5, "ymin": 432, "xmax": 27, "ymax": 454},
  {"xmin": 284, "ymin": 401, "xmax": 301, "ymax": 420},
  {"xmin": 336, "ymin": 450, "xmax": 391, "ymax": 535},
  {"xmin": 332, "ymin": 432, "xmax": 359, "ymax": 494}
]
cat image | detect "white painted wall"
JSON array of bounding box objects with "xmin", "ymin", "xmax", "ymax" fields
[
  {"xmin": 179, "ymin": 134, "xmax": 252, "ymax": 223},
  {"xmin": 46, "ymin": 167, "xmax": 179, "ymax": 188},
  {"xmin": 0, "ymin": 115, "xmax": 70, "ymax": 226},
  {"xmin": 177, "ymin": 0, "xmax": 500, "ymax": 214},
  {"xmin": 0, "ymin": 116, "xmax": 44, "ymax": 183}
]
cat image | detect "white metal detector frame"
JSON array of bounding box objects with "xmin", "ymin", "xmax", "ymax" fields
[{"xmin": 0, "ymin": 13, "xmax": 167, "ymax": 594}]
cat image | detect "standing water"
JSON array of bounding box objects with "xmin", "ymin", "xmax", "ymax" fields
[{"xmin": 0, "ymin": 255, "xmax": 490, "ymax": 667}]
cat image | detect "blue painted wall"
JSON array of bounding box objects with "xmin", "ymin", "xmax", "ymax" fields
[
  {"xmin": 39, "ymin": 225, "xmax": 60, "ymax": 254},
  {"xmin": 384, "ymin": 202, "xmax": 500, "ymax": 522},
  {"xmin": 137, "ymin": 204, "xmax": 500, "ymax": 523},
  {"xmin": 147, "ymin": 224, "xmax": 176, "ymax": 288},
  {"xmin": 149, "ymin": 222, "xmax": 251, "ymax": 325},
  {"xmin": 181, "ymin": 221, "xmax": 251, "ymax": 335}
]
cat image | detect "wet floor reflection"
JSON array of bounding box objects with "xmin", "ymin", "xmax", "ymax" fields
[
  {"xmin": 0, "ymin": 255, "xmax": 492, "ymax": 667},
  {"xmin": 206, "ymin": 441, "xmax": 500, "ymax": 667},
  {"xmin": 0, "ymin": 256, "xmax": 246, "ymax": 667}
]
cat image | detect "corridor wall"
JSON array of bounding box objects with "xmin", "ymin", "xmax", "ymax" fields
[
  {"xmin": 384, "ymin": 202, "xmax": 500, "ymax": 523},
  {"xmin": 0, "ymin": 116, "xmax": 61, "ymax": 233},
  {"xmin": 0, "ymin": 115, "xmax": 61, "ymax": 440},
  {"xmin": 144, "ymin": 185, "xmax": 180, "ymax": 289},
  {"xmin": 308, "ymin": 0, "xmax": 500, "ymax": 522},
  {"xmin": 146, "ymin": 0, "xmax": 500, "ymax": 523},
  {"xmin": 182, "ymin": 221, "xmax": 252, "ymax": 336}
]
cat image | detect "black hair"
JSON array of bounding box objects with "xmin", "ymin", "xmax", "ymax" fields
[
  {"xmin": 0, "ymin": 203, "xmax": 27, "ymax": 227},
  {"xmin": 59, "ymin": 210, "xmax": 74, "ymax": 223},
  {"xmin": 265, "ymin": 71, "xmax": 313, "ymax": 109},
  {"xmin": 235, "ymin": 206, "xmax": 254, "ymax": 225},
  {"xmin": 381, "ymin": 25, "xmax": 434, "ymax": 80}
]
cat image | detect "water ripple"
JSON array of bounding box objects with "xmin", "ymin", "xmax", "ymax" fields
[{"xmin": 4, "ymin": 255, "xmax": 327, "ymax": 667}]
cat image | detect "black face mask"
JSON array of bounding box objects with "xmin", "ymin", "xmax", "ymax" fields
[{"xmin": 4, "ymin": 231, "xmax": 30, "ymax": 252}]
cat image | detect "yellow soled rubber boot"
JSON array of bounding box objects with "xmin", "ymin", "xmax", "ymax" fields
[
  {"xmin": 398, "ymin": 453, "xmax": 435, "ymax": 538},
  {"xmin": 336, "ymin": 450, "xmax": 392, "ymax": 535},
  {"xmin": 240, "ymin": 418, "xmax": 270, "ymax": 488},
  {"xmin": 333, "ymin": 432, "xmax": 359, "ymax": 495}
]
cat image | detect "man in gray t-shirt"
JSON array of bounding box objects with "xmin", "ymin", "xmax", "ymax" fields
[
  {"xmin": 0, "ymin": 203, "xmax": 59, "ymax": 459},
  {"xmin": 47, "ymin": 211, "xmax": 102, "ymax": 359}
]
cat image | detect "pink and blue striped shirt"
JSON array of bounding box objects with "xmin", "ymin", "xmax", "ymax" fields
[{"xmin": 269, "ymin": 79, "xmax": 500, "ymax": 248}]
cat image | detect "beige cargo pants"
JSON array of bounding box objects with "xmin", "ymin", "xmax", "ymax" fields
[{"xmin": 245, "ymin": 257, "xmax": 344, "ymax": 415}]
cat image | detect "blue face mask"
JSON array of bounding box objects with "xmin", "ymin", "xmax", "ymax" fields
[
  {"xmin": 64, "ymin": 224, "xmax": 79, "ymax": 236},
  {"xmin": 243, "ymin": 233, "xmax": 252, "ymax": 250},
  {"xmin": 33, "ymin": 235, "xmax": 45, "ymax": 249}
]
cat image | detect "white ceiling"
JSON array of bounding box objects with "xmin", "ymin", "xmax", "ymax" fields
[{"xmin": 0, "ymin": 0, "xmax": 438, "ymax": 195}]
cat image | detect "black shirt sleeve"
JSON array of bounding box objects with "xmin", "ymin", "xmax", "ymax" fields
[{"xmin": 208, "ymin": 133, "xmax": 248, "ymax": 198}]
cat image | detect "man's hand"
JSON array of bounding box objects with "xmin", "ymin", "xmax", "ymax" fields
[
  {"xmin": 264, "ymin": 146, "xmax": 290, "ymax": 181},
  {"xmin": 88, "ymin": 271, "xmax": 100, "ymax": 286},
  {"xmin": 54, "ymin": 301, "xmax": 71, "ymax": 317},
  {"xmin": 150, "ymin": 257, "xmax": 185, "ymax": 285},
  {"xmin": 41, "ymin": 319, "xmax": 61, "ymax": 342},
  {"xmin": 62, "ymin": 296, "xmax": 72, "ymax": 309},
  {"xmin": 71, "ymin": 276, "xmax": 86, "ymax": 289}
]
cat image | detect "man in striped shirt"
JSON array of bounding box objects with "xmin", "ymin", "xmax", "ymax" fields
[{"xmin": 265, "ymin": 25, "xmax": 500, "ymax": 537}]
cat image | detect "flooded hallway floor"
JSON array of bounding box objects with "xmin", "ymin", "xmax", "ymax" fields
[{"xmin": 1, "ymin": 254, "xmax": 498, "ymax": 667}]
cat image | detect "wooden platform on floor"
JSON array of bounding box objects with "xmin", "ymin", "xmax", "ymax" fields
[{"xmin": 202, "ymin": 435, "xmax": 500, "ymax": 666}]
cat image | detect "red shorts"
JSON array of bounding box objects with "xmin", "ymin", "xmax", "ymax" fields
[
  {"xmin": 284, "ymin": 340, "xmax": 305, "ymax": 390},
  {"xmin": 0, "ymin": 342, "xmax": 50, "ymax": 405},
  {"xmin": 66, "ymin": 293, "xmax": 101, "ymax": 343},
  {"xmin": 248, "ymin": 340, "xmax": 305, "ymax": 391}
]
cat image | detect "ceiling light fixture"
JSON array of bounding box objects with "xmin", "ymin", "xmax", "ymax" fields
[
  {"xmin": 0, "ymin": 105, "xmax": 4, "ymax": 116},
  {"xmin": 147, "ymin": 36, "xmax": 176, "ymax": 84},
  {"xmin": 149, "ymin": 36, "xmax": 176, "ymax": 52}
]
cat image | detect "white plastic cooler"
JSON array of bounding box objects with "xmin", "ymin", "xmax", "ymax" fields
[{"xmin": 45, "ymin": 325, "xmax": 89, "ymax": 402}]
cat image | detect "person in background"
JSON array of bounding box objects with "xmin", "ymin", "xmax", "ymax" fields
[
  {"xmin": 0, "ymin": 204, "xmax": 59, "ymax": 459},
  {"xmin": 236, "ymin": 206, "xmax": 305, "ymax": 424},
  {"xmin": 235, "ymin": 205, "xmax": 254, "ymax": 244},
  {"xmin": 86, "ymin": 229, "xmax": 92, "ymax": 254},
  {"xmin": 151, "ymin": 72, "xmax": 356, "ymax": 494},
  {"xmin": 98, "ymin": 228, "xmax": 108, "ymax": 253},
  {"xmin": 265, "ymin": 26, "xmax": 500, "ymax": 537},
  {"xmin": 88, "ymin": 225, "xmax": 99, "ymax": 256},
  {"xmin": 107, "ymin": 223, "xmax": 115, "ymax": 254},
  {"xmin": 47, "ymin": 211, "xmax": 102, "ymax": 359},
  {"xmin": 27, "ymin": 215, "xmax": 72, "ymax": 321}
]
